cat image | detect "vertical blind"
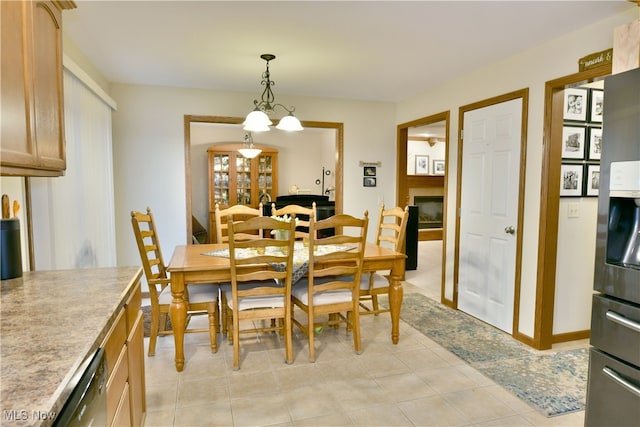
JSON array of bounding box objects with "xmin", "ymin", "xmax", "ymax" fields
[{"xmin": 30, "ymin": 69, "xmax": 116, "ymax": 269}]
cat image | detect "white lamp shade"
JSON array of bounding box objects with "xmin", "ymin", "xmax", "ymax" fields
[
  {"xmin": 243, "ymin": 110, "xmax": 272, "ymax": 132},
  {"xmin": 276, "ymin": 114, "xmax": 304, "ymax": 131},
  {"xmin": 237, "ymin": 148, "xmax": 262, "ymax": 159}
]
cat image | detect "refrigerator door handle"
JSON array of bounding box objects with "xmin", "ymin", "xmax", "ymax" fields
[
  {"xmin": 606, "ymin": 310, "xmax": 640, "ymax": 333},
  {"xmin": 602, "ymin": 366, "xmax": 640, "ymax": 397}
]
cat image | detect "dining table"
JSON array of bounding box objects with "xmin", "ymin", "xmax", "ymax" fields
[{"xmin": 166, "ymin": 241, "xmax": 406, "ymax": 371}]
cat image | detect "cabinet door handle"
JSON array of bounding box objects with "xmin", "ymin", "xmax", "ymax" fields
[
  {"xmin": 602, "ymin": 366, "xmax": 640, "ymax": 397},
  {"xmin": 606, "ymin": 310, "xmax": 640, "ymax": 333}
]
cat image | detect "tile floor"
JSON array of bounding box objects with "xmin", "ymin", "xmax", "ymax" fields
[{"xmin": 143, "ymin": 241, "xmax": 588, "ymax": 426}]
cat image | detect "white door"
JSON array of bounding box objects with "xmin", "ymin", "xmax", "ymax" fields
[{"xmin": 458, "ymin": 98, "xmax": 523, "ymax": 333}]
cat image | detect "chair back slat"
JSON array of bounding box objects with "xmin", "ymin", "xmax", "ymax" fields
[{"xmin": 214, "ymin": 203, "xmax": 263, "ymax": 243}]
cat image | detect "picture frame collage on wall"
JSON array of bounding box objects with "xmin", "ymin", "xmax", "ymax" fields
[
  {"xmin": 560, "ymin": 87, "xmax": 602, "ymax": 197},
  {"xmin": 363, "ymin": 166, "xmax": 376, "ymax": 187}
]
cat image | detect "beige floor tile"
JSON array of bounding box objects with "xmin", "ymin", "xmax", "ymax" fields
[
  {"xmin": 374, "ymin": 372, "xmax": 438, "ymax": 402},
  {"xmin": 398, "ymin": 394, "xmax": 471, "ymax": 426},
  {"xmin": 442, "ymin": 387, "xmax": 517, "ymax": 424},
  {"xmin": 142, "ymin": 242, "xmax": 588, "ymax": 427},
  {"xmin": 144, "ymin": 407, "xmax": 176, "ymax": 427},
  {"xmin": 173, "ymin": 400, "xmax": 233, "ymax": 427},
  {"xmin": 230, "ymin": 394, "xmax": 292, "ymax": 426},
  {"xmin": 347, "ymin": 403, "xmax": 413, "ymax": 426},
  {"xmin": 293, "ymin": 412, "xmax": 354, "ymax": 426},
  {"xmin": 283, "ymin": 385, "xmax": 341, "ymax": 420}
]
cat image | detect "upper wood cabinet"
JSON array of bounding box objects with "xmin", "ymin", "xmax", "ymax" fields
[{"xmin": 1, "ymin": 1, "xmax": 76, "ymax": 177}]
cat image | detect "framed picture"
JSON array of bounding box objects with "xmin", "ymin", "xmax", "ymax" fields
[
  {"xmin": 590, "ymin": 89, "xmax": 604, "ymax": 123},
  {"xmin": 563, "ymin": 88, "xmax": 588, "ymax": 121},
  {"xmin": 363, "ymin": 177, "xmax": 376, "ymax": 187},
  {"xmin": 415, "ymin": 155, "xmax": 429, "ymax": 175},
  {"xmin": 364, "ymin": 166, "xmax": 376, "ymax": 176},
  {"xmin": 585, "ymin": 164, "xmax": 600, "ymax": 197},
  {"xmin": 432, "ymin": 159, "xmax": 445, "ymax": 175},
  {"xmin": 561, "ymin": 125, "xmax": 586, "ymax": 160},
  {"xmin": 588, "ymin": 127, "xmax": 602, "ymax": 160},
  {"xmin": 560, "ymin": 163, "xmax": 583, "ymax": 197}
]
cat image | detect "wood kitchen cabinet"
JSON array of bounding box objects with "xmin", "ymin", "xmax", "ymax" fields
[
  {"xmin": 207, "ymin": 143, "xmax": 278, "ymax": 235},
  {"xmin": 0, "ymin": 0, "xmax": 75, "ymax": 177},
  {"xmin": 103, "ymin": 278, "xmax": 146, "ymax": 427}
]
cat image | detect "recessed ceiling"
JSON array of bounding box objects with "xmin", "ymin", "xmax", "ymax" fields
[{"xmin": 63, "ymin": 1, "xmax": 633, "ymax": 103}]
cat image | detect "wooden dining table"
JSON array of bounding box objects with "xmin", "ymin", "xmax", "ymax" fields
[{"xmin": 167, "ymin": 242, "xmax": 406, "ymax": 371}]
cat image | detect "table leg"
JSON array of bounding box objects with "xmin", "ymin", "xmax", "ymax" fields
[
  {"xmin": 170, "ymin": 273, "xmax": 187, "ymax": 372},
  {"xmin": 388, "ymin": 260, "xmax": 404, "ymax": 344}
]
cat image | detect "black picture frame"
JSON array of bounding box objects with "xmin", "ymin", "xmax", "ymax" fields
[
  {"xmin": 560, "ymin": 163, "xmax": 583, "ymax": 197},
  {"xmin": 561, "ymin": 125, "xmax": 586, "ymax": 160},
  {"xmin": 587, "ymin": 127, "xmax": 602, "ymax": 160},
  {"xmin": 364, "ymin": 166, "xmax": 376, "ymax": 176},
  {"xmin": 585, "ymin": 164, "xmax": 600, "ymax": 197},
  {"xmin": 589, "ymin": 89, "xmax": 604, "ymax": 123},
  {"xmin": 563, "ymin": 88, "xmax": 588, "ymax": 121},
  {"xmin": 363, "ymin": 177, "xmax": 376, "ymax": 187}
]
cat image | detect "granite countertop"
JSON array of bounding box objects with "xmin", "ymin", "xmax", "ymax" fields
[{"xmin": 1, "ymin": 266, "xmax": 142, "ymax": 427}]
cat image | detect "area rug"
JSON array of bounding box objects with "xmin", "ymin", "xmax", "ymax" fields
[
  {"xmin": 382, "ymin": 292, "xmax": 588, "ymax": 417},
  {"xmin": 141, "ymin": 305, "xmax": 171, "ymax": 337}
]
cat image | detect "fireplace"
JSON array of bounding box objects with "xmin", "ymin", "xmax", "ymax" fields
[{"xmin": 414, "ymin": 196, "xmax": 443, "ymax": 229}]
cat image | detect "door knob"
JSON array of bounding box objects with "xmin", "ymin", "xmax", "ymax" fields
[{"xmin": 504, "ymin": 226, "xmax": 515, "ymax": 235}]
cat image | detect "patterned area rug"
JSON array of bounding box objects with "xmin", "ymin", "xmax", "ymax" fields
[{"xmin": 384, "ymin": 293, "xmax": 588, "ymax": 417}]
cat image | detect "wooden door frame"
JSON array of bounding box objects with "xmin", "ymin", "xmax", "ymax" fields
[
  {"xmin": 454, "ymin": 88, "xmax": 529, "ymax": 338},
  {"xmin": 397, "ymin": 111, "xmax": 450, "ymax": 304},
  {"xmin": 534, "ymin": 65, "xmax": 611, "ymax": 350},
  {"xmin": 184, "ymin": 115, "xmax": 343, "ymax": 243}
]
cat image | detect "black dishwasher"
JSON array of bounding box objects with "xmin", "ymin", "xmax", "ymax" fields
[{"xmin": 53, "ymin": 348, "xmax": 108, "ymax": 427}]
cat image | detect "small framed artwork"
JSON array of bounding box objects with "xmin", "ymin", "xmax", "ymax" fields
[
  {"xmin": 561, "ymin": 125, "xmax": 586, "ymax": 160},
  {"xmin": 585, "ymin": 164, "xmax": 600, "ymax": 197},
  {"xmin": 415, "ymin": 155, "xmax": 429, "ymax": 175},
  {"xmin": 563, "ymin": 87, "xmax": 588, "ymax": 121},
  {"xmin": 432, "ymin": 159, "xmax": 445, "ymax": 175},
  {"xmin": 588, "ymin": 127, "xmax": 602, "ymax": 160},
  {"xmin": 364, "ymin": 166, "xmax": 376, "ymax": 176},
  {"xmin": 560, "ymin": 163, "xmax": 583, "ymax": 197},
  {"xmin": 363, "ymin": 177, "xmax": 376, "ymax": 187},
  {"xmin": 590, "ymin": 89, "xmax": 604, "ymax": 123}
]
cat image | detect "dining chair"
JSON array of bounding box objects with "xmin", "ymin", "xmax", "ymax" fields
[
  {"xmin": 292, "ymin": 211, "xmax": 369, "ymax": 362},
  {"xmin": 213, "ymin": 203, "xmax": 263, "ymax": 243},
  {"xmin": 359, "ymin": 204, "xmax": 409, "ymax": 316},
  {"xmin": 131, "ymin": 207, "xmax": 220, "ymax": 356},
  {"xmin": 270, "ymin": 202, "xmax": 316, "ymax": 240},
  {"xmin": 222, "ymin": 215, "xmax": 297, "ymax": 369}
]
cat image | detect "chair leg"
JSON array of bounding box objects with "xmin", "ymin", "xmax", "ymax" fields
[
  {"xmin": 148, "ymin": 307, "xmax": 161, "ymax": 357},
  {"xmin": 232, "ymin": 312, "xmax": 241, "ymax": 370},
  {"xmin": 308, "ymin": 308, "xmax": 315, "ymax": 363},
  {"xmin": 371, "ymin": 294, "xmax": 380, "ymax": 315},
  {"xmin": 352, "ymin": 306, "xmax": 362, "ymax": 355},
  {"xmin": 284, "ymin": 310, "xmax": 293, "ymax": 364},
  {"xmin": 208, "ymin": 302, "xmax": 218, "ymax": 353}
]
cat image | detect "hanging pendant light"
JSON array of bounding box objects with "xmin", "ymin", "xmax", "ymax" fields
[
  {"xmin": 238, "ymin": 132, "xmax": 262, "ymax": 159},
  {"xmin": 243, "ymin": 54, "xmax": 303, "ymax": 132}
]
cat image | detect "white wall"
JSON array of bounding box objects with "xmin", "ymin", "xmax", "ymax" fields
[
  {"xmin": 190, "ymin": 124, "xmax": 336, "ymax": 233},
  {"xmin": 109, "ymin": 84, "xmax": 396, "ymax": 269},
  {"xmin": 396, "ymin": 7, "xmax": 638, "ymax": 337},
  {"xmin": 60, "ymin": 6, "xmax": 637, "ymax": 339}
]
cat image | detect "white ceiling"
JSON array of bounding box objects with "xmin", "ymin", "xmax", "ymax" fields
[{"xmin": 64, "ymin": 1, "xmax": 633, "ymax": 104}]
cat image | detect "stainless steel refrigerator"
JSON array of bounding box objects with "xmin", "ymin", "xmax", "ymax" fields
[{"xmin": 585, "ymin": 67, "xmax": 640, "ymax": 426}]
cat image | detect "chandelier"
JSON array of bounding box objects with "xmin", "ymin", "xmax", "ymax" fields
[
  {"xmin": 238, "ymin": 132, "xmax": 262, "ymax": 159},
  {"xmin": 243, "ymin": 54, "xmax": 303, "ymax": 132}
]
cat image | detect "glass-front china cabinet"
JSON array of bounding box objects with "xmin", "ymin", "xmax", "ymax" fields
[{"xmin": 207, "ymin": 143, "xmax": 278, "ymax": 233}]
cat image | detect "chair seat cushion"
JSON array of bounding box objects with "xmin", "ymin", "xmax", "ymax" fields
[
  {"xmin": 359, "ymin": 273, "xmax": 389, "ymax": 291},
  {"xmin": 223, "ymin": 281, "xmax": 284, "ymax": 310},
  {"xmin": 292, "ymin": 276, "xmax": 353, "ymax": 306},
  {"xmin": 158, "ymin": 283, "xmax": 219, "ymax": 305}
]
